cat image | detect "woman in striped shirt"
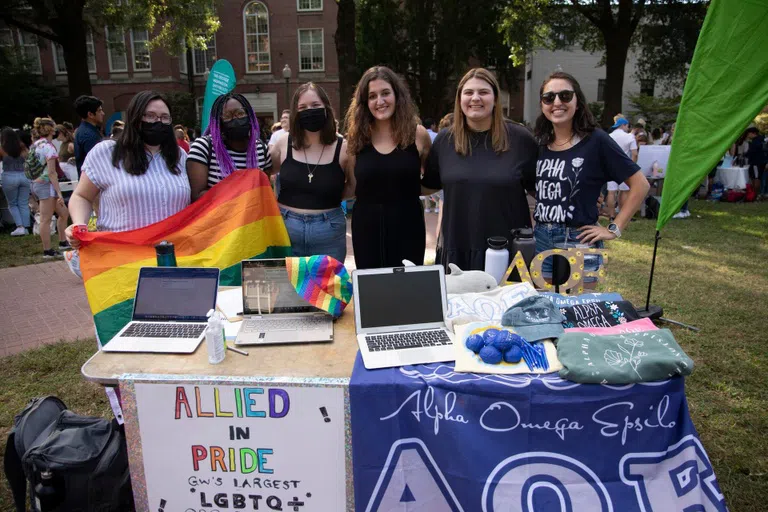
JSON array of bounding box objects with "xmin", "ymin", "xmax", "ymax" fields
[
  {"xmin": 64, "ymin": 90, "xmax": 190, "ymax": 246},
  {"xmin": 187, "ymin": 93, "xmax": 272, "ymax": 200}
]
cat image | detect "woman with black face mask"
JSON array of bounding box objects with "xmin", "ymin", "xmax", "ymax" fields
[
  {"xmin": 65, "ymin": 90, "xmax": 190, "ymax": 247},
  {"xmin": 187, "ymin": 93, "xmax": 272, "ymax": 200},
  {"xmin": 269, "ymin": 82, "xmax": 354, "ymax": 263}
]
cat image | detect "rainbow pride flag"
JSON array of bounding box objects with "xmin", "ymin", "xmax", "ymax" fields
[
  {"xmin": 76, "ymin": 170, "xmax": 291, "ymax": 345},
  {"xmin": 286, "ymin": 256, "xmax": 353, "ymax": 318}
]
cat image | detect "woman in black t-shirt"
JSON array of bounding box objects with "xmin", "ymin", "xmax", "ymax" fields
[
  {"xmin": 421, "ymin": 67, "xmax": 538, "ymax": 271},
  {"xmin": 533, "ymin": 71, "xmax": 649, "ymax": 284}
]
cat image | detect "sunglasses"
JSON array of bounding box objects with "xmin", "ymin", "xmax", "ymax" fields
[{"xmin": 541, "ymin": 90, "xmax": 575, "ymax": 105}]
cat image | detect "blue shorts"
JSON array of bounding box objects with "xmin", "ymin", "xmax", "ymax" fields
[
  {"xmin": 534, "ymin": 223, "xmax": 604, "ymax": 283},
  {"xmin": 280, "ymin": 207, "xmax": 347, "ymax": 263}
]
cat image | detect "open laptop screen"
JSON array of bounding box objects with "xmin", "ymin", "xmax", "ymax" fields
[
  {"xmin": 357, "ymin": 268, "xmax": 444, "ymax": 329},
  {"xmin": 133, "ymin": 267, "xmax": 219, "ymax": 322},
  {"xmin": 242, "ymin": 259, "xmax": 321, "ymax": 315}
]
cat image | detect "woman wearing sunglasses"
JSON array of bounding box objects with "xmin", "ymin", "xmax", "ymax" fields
[
  {"xmin": 422, "ymin": 67, "xmax": 538, "ymax": 271},
  {"xmin": 533, "ymin": 71, "xmax": 649, "ymax": 286}
]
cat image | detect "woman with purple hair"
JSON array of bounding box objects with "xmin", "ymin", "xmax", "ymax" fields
[{"xmin": 187, "ymin": 92, "xmax": 272, "ymax": 200}]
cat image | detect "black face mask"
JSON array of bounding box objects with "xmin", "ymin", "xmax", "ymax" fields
[
  {"xmin": 221, "ymin": 117, "xmax": 252, "ymax": 142},
  {"xmin": 298, "ymin": 108, "xmax": 327, "ymax": 132},
  {"xmin": 140, "ymin": 121, "xmax": 172, "ymax": 146}
]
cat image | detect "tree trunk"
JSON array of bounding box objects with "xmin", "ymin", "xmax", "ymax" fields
[
  {"xmin": 600, "ymin": 34, "xmax": 631, "ymax": 128},
  {"xmin": 60, "ymin": 24, "xmax": 92, "ymax": 101},
  {"xmin": 335, "ymin": 0, "xmax": 357, "ymax": 128}
]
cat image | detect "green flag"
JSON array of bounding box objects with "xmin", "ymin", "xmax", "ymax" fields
[
  {"xmin": 201, "ymin": 59, "xmax": 236, "ymax": 133},
  {"xmin": 657, "ymin": 0, "xmax": 768, "ymax": 229}
]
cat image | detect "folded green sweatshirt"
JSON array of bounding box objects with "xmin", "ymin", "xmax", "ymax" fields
[{"xmin": 557, "ymin": 328, "xmax": 693, "ymax": 384}]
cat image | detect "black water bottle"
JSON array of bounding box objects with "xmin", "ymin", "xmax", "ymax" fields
[
  {"xmin": 35, "ymin": 470, "xmax": 63, "ymax": 511},
  {"xmin": 155, "ymin": 240, "xmax": 177, "ymax": 267},
  {"xmin": 511, "ymin": 228, "xmax": 535, "ymax": 268}
]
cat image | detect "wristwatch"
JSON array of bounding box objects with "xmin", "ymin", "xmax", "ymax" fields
[{"xmin": 607, "ymin": 223, "xmax": 622, "ymax": 238}]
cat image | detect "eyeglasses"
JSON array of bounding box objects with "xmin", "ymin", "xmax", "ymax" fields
[
  {"xmin": 541, "ymin": 90, "xmax": 575, "ymax": 105},
  {"xmin": 221, "ymin": 109, "xmax": 248, "ymax": 122},
  {"xmin": 143, "ymin": 113, "xmax": 173, "ymax": 124}
]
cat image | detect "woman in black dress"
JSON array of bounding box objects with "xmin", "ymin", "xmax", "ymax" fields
[
  {"xmin": 344, "ymin": 66, "xmax": 432, "ymax": 268},
  {"xmin": 422, "ymin": 68, "xmax": 538, "ymax": 271}
]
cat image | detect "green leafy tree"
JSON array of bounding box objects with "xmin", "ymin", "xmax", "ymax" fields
[
  {"xmin": 356, "ymin": 0, "xmax": 517, "ymax": 122},
  {"xmin": 499, "ymin": 0, "xmax": 707, "ymax": 127},
  {"xmin": 1, "ymin": 0, "xmax": 219, "ymax": 103},
  {"xmin": 0, "ymin": 49, "xmax": 63, "ymax": 127},
  {"xmin": 626, "ymin": 92, "xmax": 681, "ymax": 129}
]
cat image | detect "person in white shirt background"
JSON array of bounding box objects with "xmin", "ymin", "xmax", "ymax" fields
[
  {"xmin": 268, "ymin": 110, "xmax": 291, "ymax": 148},
  {"xmin": 606, "ymin": 116, "xmax": 638, "ymax": 220}
]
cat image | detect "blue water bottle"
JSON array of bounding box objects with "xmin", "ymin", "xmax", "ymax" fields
[{"xmin": 155, "ymin": 241, "xmax": 177, "ymax": 267}]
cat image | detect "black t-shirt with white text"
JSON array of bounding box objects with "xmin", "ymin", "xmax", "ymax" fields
[{"xmin": 534, "ymin": 129, "xmax": 639, "ymax": 226}]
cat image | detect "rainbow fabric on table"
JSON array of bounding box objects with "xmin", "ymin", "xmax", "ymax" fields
[
  {"xmin": 76, "ymin": 170, "xmax": 291, "ymax": 345},
  {"xmin": 285, "ymin": 255, "xmax": 353, "ymax": 318}
]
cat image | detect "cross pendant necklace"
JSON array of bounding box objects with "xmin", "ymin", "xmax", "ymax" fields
[{"xmin": 303, "ymin": 145, "xmax": 326, "ymax": 184}]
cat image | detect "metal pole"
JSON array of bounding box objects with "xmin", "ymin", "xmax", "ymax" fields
[
  {"xmin": 284, "ymin": 78, "xmax": 289, "ymax": 110},
  {"xmin": 645, "ymin": 230, "xmax": 661, "ymax": 311}
]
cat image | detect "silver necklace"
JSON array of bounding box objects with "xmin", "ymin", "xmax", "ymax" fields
[{"xmin": 302, "ymin": 144, "xmax": 326, "ymax": 183}]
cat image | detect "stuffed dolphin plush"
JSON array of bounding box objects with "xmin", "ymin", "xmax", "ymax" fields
[{"xmin": 401, "ymin": 260, "xmax": 498, "ymax": 295}]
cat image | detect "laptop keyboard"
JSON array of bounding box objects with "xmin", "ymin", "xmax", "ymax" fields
[
  {"xmin": 122, "ymin": 322, "xmax": 207, "ymax": 338},
  {"xmin": 365, "ymin": 329, "xmax": 451, "ymax": 352},
  {"xmin": 241, "ymin": 316, "xmax": 328, "ymax": 333}
]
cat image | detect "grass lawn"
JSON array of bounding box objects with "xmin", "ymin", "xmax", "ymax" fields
[
  {"xmin": 0, "ymin": 198, "xmax": 766, "ymax": 510},
  {"xmin": 0, "ymin": 224, "xmax": 66, "ymax": 268}
]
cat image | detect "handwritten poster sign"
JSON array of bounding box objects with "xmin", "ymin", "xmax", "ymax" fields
[{"xmin": 133, "ymin": 382, "xmax": 346, "ymax": 511}]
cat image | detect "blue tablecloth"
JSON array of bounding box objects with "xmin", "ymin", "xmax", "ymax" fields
[{"xmin": 350, "ymin": 354, "xmax": 727, "ymax": 511}]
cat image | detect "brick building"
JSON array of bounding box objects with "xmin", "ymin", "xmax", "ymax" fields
[{"xmin": 2, "ymin": 0, "xmax": 340, "ymax": 131}]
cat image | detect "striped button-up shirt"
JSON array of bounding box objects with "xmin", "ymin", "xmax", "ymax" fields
[{"xmin": 83, "ymin": 140, "xmax": 191, "ymax": 232}]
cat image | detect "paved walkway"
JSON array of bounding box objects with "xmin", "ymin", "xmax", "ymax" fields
[{"xmin": 0, "ymin": 213, "xmax": 440, "ymax": 357}]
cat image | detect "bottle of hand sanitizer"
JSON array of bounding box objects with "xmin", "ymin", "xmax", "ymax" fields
[{"xmin": 206, "ymin": 309, "xmax": 225, "ymax": 364}]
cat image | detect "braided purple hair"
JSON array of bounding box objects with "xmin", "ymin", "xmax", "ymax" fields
[{"xmin": 203, "ymin": 92, "xmax": 262, "ymax": 177}]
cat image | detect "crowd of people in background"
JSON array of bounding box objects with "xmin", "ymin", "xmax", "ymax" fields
[{"xmin": 1, "ymin": 66, "xmax": 767, "ymax": 273}]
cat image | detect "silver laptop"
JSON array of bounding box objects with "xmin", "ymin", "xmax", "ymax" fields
[
  {"xmin": 235, "ymin": 259, "xmax": 333, "ymax": 346},
  {"xmin": 353, "ymin": 265, "xmax": 454, "ymax": 369},
  {"xmin": 102, "ymin": 267, "xmax": 219, "ymax": 353}
]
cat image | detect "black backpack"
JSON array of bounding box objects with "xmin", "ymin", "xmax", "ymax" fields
[{"xmin": 3, "ymin": 396, "xmax": 133, "ymax": 512}]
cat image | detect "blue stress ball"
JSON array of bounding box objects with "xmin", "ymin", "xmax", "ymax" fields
[
  {"xmin": 482, "ymin": 328, "xmax": 501, "ymax": 344},
  {"xmin": 503, "ymin": 345, "xmax": 523, "ymax": 364},
  {"xmin": 491, "ymin": 330, "xmax": 515, "ymax": 352},
  {"xmin": 508, "ymin": 333, "xmax": 526, "ymax": 347},
  {"xmin": 479, "ymin": 345, "xmax": 503, "ymax": 365},
  {"xmin": 465, "ymin": 334, "xmax": 485, "ymax": 354}
]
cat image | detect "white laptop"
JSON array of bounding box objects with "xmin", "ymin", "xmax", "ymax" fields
[
  {"xmin": 353, "ymin": 265, "xmax": 455, "ymax": 369},
  {"xmin": 235, "ymin": 259, "xmax": 334, "ymax": 346},
  {"xmin": 102, "ymin": 267, "xmax": 219, "ymax": 353}
]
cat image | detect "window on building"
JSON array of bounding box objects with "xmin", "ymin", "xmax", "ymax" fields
[
  {"xmin": 526, "ymin": 70, "xmax": 532, "ymax": 80},
  {"xmin": 244, "ymin": 2, "xmax": 270, "ymax": 73},
  {"xmin": 106, "ymin": 27, "xmax": 128, "ymax": 72},
  {"xmin": 193, "ymin": 36, "xmax": 216, "ymax": 75},
  {"xmin": 179, "ymin": 40, "xmax": 188, "ymax": 74},
  {"xmin": 53, "ymin": 31, "xmax": 96, "ymax": 74},
  {"xmin": 18, "ymin": 31, "xmax": 41, "ymax": 74},
  {"xmin": 0, "ymin": 24, "xmax": 13, "ymax": 50},
  {"xmin": 640, "ymin": 79, "xmax": 655, "ymax": 97},
  {"xmin": 297, "ymin": 0, "xmax": 322, "ymax": 11},
  {"xmin": 196, "ymin": 97, "xmax": 205, "ymax": 121},
  {"xmin": 597, "ymin": 79, "xmax": 606, "ymax": 102},
  {"xmin": 298, "ymin": 28, "xmax": 324, "ymax": 72},
  {"xmin": 131, "ymin": 29, "xmax": 151, "ymax": 71}
]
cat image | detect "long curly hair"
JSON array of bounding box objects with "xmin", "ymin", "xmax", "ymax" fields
[
  {"xmin": 534, "ymin": 71, "xmax": 597, "ymax": 146},
  {"xmin": 203, "ymin": 92, "xmax": 261, "ymax": 177},
  {"xmin": 344, "ymin": 66, "xmax": 417, "ymax": 155},
  {"xmin": 112, "ymin": 91, "xmax": 181, "ymax": 176},
  {"xmin": 451, "ymin": 68, "xmax": 508, "ymax": 156}
]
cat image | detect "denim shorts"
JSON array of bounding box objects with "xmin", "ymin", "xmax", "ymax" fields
[
  {"xmin": 31, "ymin": 181, "xmax": 55, "ymax": 199},
  {"xmin": 280, "ymin": 206, "xmax": 347, "ymax": 263},
  {"xmin": 534, "ymin": 223, "xmax": 604, "ymax": 283}
]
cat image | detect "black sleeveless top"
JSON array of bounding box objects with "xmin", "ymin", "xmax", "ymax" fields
[
  {"xmin": 353, "ymin": 143, "xmax": 421, "ymax": 203},
  {"xmin": 278, "ymin": 136, "xmax": 345, "ymax": 209}
]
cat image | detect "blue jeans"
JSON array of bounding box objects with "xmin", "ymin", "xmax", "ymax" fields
[
  {"xmin": 280, "ymin": 207, "xmax": 347, "ymax": 263},
  {"xmin": 534, "ymin": 223, "xmax": 604, "ymax": 283},
  {"xmin": 0, "ymin": 171, "xmax": 31, "ymax": 227}
]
